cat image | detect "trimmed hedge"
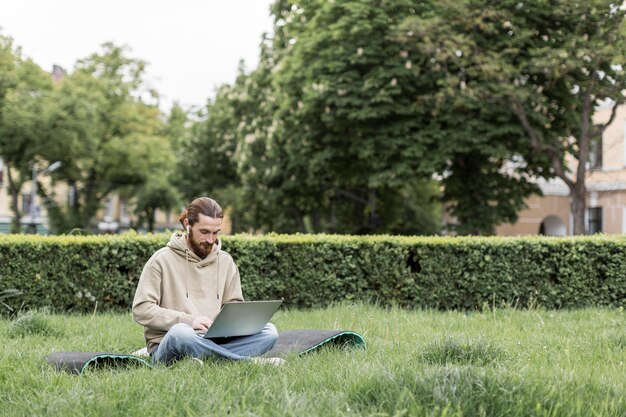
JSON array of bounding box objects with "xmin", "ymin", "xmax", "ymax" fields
[{"xmin": 1, "ymin": 232, "xmax": 626, "ymax": 313}]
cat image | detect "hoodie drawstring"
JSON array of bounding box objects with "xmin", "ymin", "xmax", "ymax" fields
[
  {"xmin": 185, "ymin": 244, "xmax": 220, "ymax": 300},
  {"xmin": 185, "ymin": 250, "xmax": 190, "ymax": 298}
]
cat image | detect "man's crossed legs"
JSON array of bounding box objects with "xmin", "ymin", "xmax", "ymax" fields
[{"xmin": 152, "ymin": 322, "xmax": 279, "ymax": 365}]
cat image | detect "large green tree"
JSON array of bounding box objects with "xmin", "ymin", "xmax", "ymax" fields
[
  {"xmin": 130, "ymin": 104, "xmax": 187, "ymax": 233},
  {"xmin": 227, "ymin": 49, "xmax": 295, "ymax": 233},
  {"xmin": 176, "ymin": 82, "xmax": 243, "ymax": 226},
  {"xmin": 398, "ymin": 0, "xmax": 626, "ymax": 234},
  {"xmin": 41, "ymin": 43, "xmax": 172, "ymax": 232},
  {"xmin": 0, "ymin": 35, "xmax": 54, "ymax": 232},
  {"xmin": 429, "ymin": 98, "xmax": 548, "ymax": 235},
  {"xmin": 180, "ymin": 0, "xmax": 444, "ymax": 235},
  {"xmin": 264, "ymin": 0, "xmax": 441, "ymax": 233},
  {"xmin": 178, "ymin": 49, "xmax": 291, "ymax": 233}
]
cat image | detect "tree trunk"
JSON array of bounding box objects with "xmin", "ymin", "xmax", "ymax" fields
[
  {"xmin": 293, "ymin": 208, "xmax": 306, "ymax": 233},
  {"xmin": 568, "ymin": 75, "xmax": 596, "ymax": 236},
  {"xmin": 147, "ymin": 208, "xmax": 155, "ymax": 233},
  {"xmin": 570, "ymin": 185, "xmax": 587, "ymax": 235},
  {"xmin": 328, "ymin": 202, "xmax": 337, "ymax": 234},
  {"xmin": 367, "ymin": 188, "xmax": 380, "ymax": 232},
  {"xmin": 230, "ymin": 215, "xmax": 236, "ymax": 234},
  {"xmin": 5, "ymin": 162, "xmax": 23, "ymax": 233},
  {"xmin": 510, "ymin": 95, "xmax": 594, "ymax": 236},
  {"xmin": 312, "ymin": 210, "xmax": 321, "ymax": 233},
  {"xmin": 9, "ymin": 186, "xmax": 21, "ymax": 233},
  {"xmin": 80, "ymin": 174, "xmax": 98, "ymax": 228}
]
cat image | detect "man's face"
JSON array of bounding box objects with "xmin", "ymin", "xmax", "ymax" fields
[{"xmin": 187, "ymin": 214, "xmax": 222, "ymax": 259}]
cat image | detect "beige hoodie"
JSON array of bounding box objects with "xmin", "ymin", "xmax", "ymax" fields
[{"xmin": 132, "ymin": 232, "xmax": 244, "ymax": 353}]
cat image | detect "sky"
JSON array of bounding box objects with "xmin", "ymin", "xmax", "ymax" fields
[{"xmin": 0, "ymin": 0, "xmax": 275, "ymax": 111}]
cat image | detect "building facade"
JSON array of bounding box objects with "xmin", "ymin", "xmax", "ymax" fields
[
  {"xmin": 0, "ymin": 158, "xmax": 9, "ymax": 233},
  {"xmin": 0, "ymin": 160, "xmax": 58, "ymax": 234},
  {"xmin": 0, "ymin": 169, "xmax": 183, "ymax": 235},
  {"xmin": 0, "ymin": 159, "xmax": 234, "ymax": 235}
]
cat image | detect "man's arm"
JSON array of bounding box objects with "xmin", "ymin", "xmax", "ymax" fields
[
  {"xmin": 222, "ymin": 261, "xmax": 244, "ymax": 304},
  {"xmin": 132, "ymin": 262, "xmax": 195, "ymax": 331}
]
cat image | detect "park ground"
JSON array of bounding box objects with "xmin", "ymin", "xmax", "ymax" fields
[{"xmin": 1, "ymin": 303, "xmax": 625, "ymax": 417}]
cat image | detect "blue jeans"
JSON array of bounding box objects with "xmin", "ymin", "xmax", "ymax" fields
[{"xmin": 152, "ymin": 322, "xmax": 278, "ymax": 365}]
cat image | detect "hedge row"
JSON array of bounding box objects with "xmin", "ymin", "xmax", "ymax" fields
[{"xmin": 1, "ymin": 232, "xmax": 626, "ymax": 313}]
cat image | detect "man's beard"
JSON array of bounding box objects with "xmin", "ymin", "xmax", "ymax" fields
[{"xmin": 188, "ymin": 229, "xmax": 215, "ymax": 259}]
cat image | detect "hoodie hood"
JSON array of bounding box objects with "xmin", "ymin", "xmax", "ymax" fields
[{"xmin": 167, "ymin": 231, "xmax": 222, "ymax": 267}]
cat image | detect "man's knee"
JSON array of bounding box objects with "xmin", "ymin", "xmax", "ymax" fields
[{"xmin": 167, "ymin": 323, "xmax": 196, "ymax": 343}]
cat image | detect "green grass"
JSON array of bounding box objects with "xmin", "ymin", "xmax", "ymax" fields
[{"xmin": 1, "ymin": 303, "xmax": 625, "ymax": 417}]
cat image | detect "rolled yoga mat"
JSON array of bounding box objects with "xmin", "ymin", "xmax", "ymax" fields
[
  {"xmin": 263, "ymin": 329, "xmax": 366, "ymax": 357},
  {"xmin": 46, "ymin": 351, "xmax": 152, "ymax": 375}
]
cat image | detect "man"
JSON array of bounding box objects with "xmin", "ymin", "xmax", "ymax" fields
[{"xmin": 132, "ymin": 197, "xmax": 281, "ymax": 365}]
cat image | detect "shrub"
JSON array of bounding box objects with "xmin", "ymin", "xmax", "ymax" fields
[
  {"xmin": 7, "ymin": 309, "xmax": 62, "ymax": 338},
  {"xmin": 1, "ymin": 233, "xmax": 626, "ymax": 313},
  {"xmin": 421, "ymin": 337, "xmax": 505, "ymax": 366}
]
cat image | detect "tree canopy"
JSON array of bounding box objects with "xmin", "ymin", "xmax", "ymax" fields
[
  {"xmin": 0, "ymin": 34, "xmax": 54, "ymax": 232},
  {"xmin": 2, "ymin": 0, "xmax": 624, "ymax": 236},
  {"xmin": 397, "ymin": 0, "xmax": 626, "ymax": 234}
]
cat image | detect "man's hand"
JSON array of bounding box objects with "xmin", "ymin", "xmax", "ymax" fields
[{"xmin": 192, "ymin": 316, "xmax": 213, "ymax": 333}]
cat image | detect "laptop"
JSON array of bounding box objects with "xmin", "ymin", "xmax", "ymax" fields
[{"xmin": 202, "ymin": 300, "xmax": 283, "ymax": 339}]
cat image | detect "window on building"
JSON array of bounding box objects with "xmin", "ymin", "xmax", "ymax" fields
[
  {"xmin": 622, "ymin": 122, "xmax": 626, "ymax": 166},
  {"xmin": 22, "ymin": 193, "xmax": 33, "ymax": 217},
  {"xmin": 120, "ymin": 202, "xmax": 130, "ymax": 226},
  {"xmin": 103, "ymin": 198, "xmax": 114, "ymax": 222},
  {"xmin": 587, "ymin": 207, "xmax": 603, "ymax": 234},
  {"xmin": 67, "ymin": 185, "xmax": 76, "ymax": 207},
  {"xmin": 588, "ymin": 126, "xmax": 603, "ymax": 170}
]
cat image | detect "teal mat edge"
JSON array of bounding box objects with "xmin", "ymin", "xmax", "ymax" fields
[
  {"xmin": 80, "ymin": 354, "xmax": 152, "ymax": 374},
  {"xmin": 298, "ymin": 331, "xmax": 366, "ymax": 356}
]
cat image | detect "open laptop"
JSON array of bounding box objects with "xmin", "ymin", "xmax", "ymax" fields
[{"xmin": 203, "ymin": 300, "xmax": 283, "ymax": 339}]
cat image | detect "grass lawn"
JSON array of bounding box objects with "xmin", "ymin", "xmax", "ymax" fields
[{"xmin": 1, "ymin": 303, "xmax": 625, "ymax": 417}]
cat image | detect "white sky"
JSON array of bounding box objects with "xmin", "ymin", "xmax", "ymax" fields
[{"xmin": 0, "ymin": 0, "xmax": 275, "ymax": 111}]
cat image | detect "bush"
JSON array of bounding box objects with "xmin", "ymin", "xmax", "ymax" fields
[
  {"xmin": 1, "ymin": 232, "xmax": 626, "ymax": 313},
  {"xmin": 1, "ymin": 286, "xmax": 22, "ymax": 314},
  {"xmin": 0, "ymin": 232, "xmax": 163, "ymax": 314},
  {"xmin": 421, "ymin": 337, "xmax": 505, "ymax": 366},
  {"xmin": 7, "ymin": 309, "xmax": 62, "ymax": 338}
]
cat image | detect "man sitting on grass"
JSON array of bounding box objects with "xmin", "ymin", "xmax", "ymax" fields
[{"xmin": 132, "ymin": 196, "xmax": 282, "ymax": 365}]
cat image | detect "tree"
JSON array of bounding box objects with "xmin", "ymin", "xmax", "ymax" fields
[
  {"xmin": 132, "ymin": 165, "xmax": 181, "ymax": 233},
  {"xmin": 127, "ymin": 102, "xmax": 190, "ymax": 232},
  {"xmin": 179, "ymin": 0, "xmax": 443, "ymax": 235},
  {"xmin": 176, "ymin": 83, "xmax": 243, "ymax": 225},
  {"xmin": 178, "ymin": 50, "xmax": 289, "ymax": 233},
  {"xmin": 41, "ymin": 43, "xmax": 170, "ymax": 232},
  {"xmin": 264, "ymin": 0, "xmax": 441, "ymax": 233},
  {"xmin": 430, "ymin": 96, "xmax": 548, "ymax": 235},
  {"xmin": 398, "ymin": 0, "xmax": 626, "ymax": 234},
  {"xmin": 0, "ymin": 35, "xmax": 54, "ymax": 232},
  {"xmin": 162, "ymin": 103, "xmax": 191, "ymax": 158},
  {"xmin": 227, "ymin": 48, "xmax": 296, "ymax": 233}
]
